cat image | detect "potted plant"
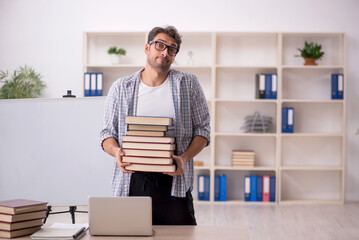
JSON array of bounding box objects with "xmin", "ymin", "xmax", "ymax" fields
[
  {"xmin": 0, "ymin": 65, "xmax": 46, "ymax": 99},
  {"xmin": 295, "ymin": 41, "xmax": 324, "ymax": 65},
  {"xmin": 107, "ymin": 46, "xmax": 126, "ymax": 64}
]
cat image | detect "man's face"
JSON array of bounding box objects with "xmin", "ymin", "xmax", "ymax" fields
[{"xmin": 145, "ymin": 33, "xmax": 178, "ymax": 73}]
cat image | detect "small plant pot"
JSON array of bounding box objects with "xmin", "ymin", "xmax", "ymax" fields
[
  {"xmin": 111, "ymin": 54, "xmax": 121, "ymax": 65},
  {"xmin": 303, "ymin": 58, "xmax": 317, "ymax": 66}
]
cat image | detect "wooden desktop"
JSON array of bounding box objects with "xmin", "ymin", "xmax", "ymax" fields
[{"xmin": 15, "ymin": 206, "xmax": 249, "ymax": 240}]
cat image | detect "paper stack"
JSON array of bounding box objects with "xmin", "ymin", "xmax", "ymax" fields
[{"xmin": 232, "ymin": 150, "xmax": 255, "ymax": 167}]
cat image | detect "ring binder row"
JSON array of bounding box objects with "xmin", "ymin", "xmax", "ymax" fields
[
  {"xmin": 197, "ymin": 174, "xmax": 275, "ymax": 202},
  {"xmin": 197, "ymin": 175, "xmax": 227, "ymax": 201},
  {"xmin": 255, "ymin": 73, "xmax": 277, "ymax": 99},
  {"xmin": 244, "ymin": 175, "xmax": 276, "ymax": 202},
  {"xmin": 84, "ymin": 72, "xmax": 103, "ymax": 97}
]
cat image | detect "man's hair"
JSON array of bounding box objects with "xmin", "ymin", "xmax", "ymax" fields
[{"xmin": 147, "ymin": 26, "xmax": 182, "ymax": 52}]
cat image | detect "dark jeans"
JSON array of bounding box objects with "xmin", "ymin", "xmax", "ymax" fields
[{"xmin": 129, "ymin": 172, "xmax": 197, "ymax": 225}]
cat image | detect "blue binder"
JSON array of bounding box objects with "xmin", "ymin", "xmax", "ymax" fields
[
  {"xmin": 264, "ymin": 74, "xmax": 272, "ymax": 99},
  {"xmin": 198, "ymin": 175, "xmax": 210, "ymax": 201},
  {"xmin": 282, "ymin": 107, "xmax": 294, "ymax": 133},
  {"xmin": 84, "ymin": 72, "xmax": 91, "ymax": 97},
  {"xmin": 271, "ymin": 74, "xmax": 277, "ymax": 99},
  {"xmin": 331, "ymin": 74, "xmax": 338, "ymax": 99},
  {"xmin": 219, "ymin": 175, "xmax": 227, "ymax": 201},
  {"xmin": 282, "ymin": 107, "xmax": 288, "ymax": 133},
  {"xmin": 331, "ymin": 73, "xmax": 344, "ymax": 100},
  {"xmin": 337, "ymin": 74, "xmax": 344, "ymax": 99},
  {"xmin": 90, "ymin": 73, "xmax": 97, "ymax": 96},
  {"xmin": 244, "ymin": 176, "xmax": 251, "ymax": 201},
  {"xmin": 270, "ymin": 176, "xmax": 276, "ymax": 202},
  {"xmin": 287, "ymin": 107, "xmax": 294, "ymax": 133},
  {"xmin": 257, "ymin": 176, "xmax": 263, "ymax": 201},
  {"xmin": 96, "ymin": 72, "xmax": 103, "ymax": 96},
  {"xmin": 250, "ymin": 175, "xmax": 258, "ymax": 201},
  {"xmin": 215, "ymin": 175, "xmax": 220, "ymax": 201},
  {"xmin": 198, "ymin": 175, "xmax": 205, "ymax": 200}
]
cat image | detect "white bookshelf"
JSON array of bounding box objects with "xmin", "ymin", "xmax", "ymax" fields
[{"xmin": 83, "ymin": 31, "xmax": 346, "ymax": 204}]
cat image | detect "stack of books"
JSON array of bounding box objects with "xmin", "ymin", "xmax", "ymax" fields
[
  {"xmin": 0, "ymin": 199, "xmax": 47, "ymax": 239},
  {"xmin": 123, "ymin": 116, "xmax": 176, "ymax": 173},
  {"xmin": 232, "ymin": 150, "xmax": 255, "ymax": 167}
]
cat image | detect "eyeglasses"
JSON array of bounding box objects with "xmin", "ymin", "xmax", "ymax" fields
[{"xmin": 149, "ymin": 41, "xmax": 179, "ymax": 56}]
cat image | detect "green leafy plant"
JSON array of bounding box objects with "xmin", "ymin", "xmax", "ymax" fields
[
  {"xmin": 107, "ymin": 46, "xmax": 126, "ymax": 56},
  {"xmin": 0, "ymin": 65, "xmax": 46, "ymax": 99},
  {"xmin": 295, "ymin": 41, "xmax": 325, "ymax": 60}
]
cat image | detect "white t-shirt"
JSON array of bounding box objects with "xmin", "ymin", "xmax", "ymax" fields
[{"xmin": 137, "ymin": 77, "xmax": 175, "ymax": 136}]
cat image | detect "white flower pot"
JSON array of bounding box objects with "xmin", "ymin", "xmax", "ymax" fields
[{"xmin": 111, "ymin": 54, "xmax": 121, "ymax": 65}]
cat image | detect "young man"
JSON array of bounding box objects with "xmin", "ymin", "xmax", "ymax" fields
[{"xmin": 100, "ymin": 26, "xmax": 210, "ymax": 225}]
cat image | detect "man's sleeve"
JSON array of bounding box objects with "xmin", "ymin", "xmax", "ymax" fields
[
  {"xmin": 100, "ymin": 82, "xmax": 120, "ymax": 150},
  {"xmin": 191, "ymin": 75, "xmax": 211, "ymax": 146}
]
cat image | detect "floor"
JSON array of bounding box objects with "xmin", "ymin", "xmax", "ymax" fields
[{"xmin": 46, "ymin": 202, "xmax": 359, "ymax": 240}]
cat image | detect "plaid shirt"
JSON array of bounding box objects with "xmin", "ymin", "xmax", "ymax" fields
[{"xmin": 100, "ymin": 69, "xmax": 211, "ymax": 198}]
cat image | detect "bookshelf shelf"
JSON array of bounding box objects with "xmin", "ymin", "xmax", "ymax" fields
[
  {"xmin": 85, "ymin": 64, "xmax": 145, "ymax": 69},
  {"xmin": 281, "ymin": 166, "xmax": 342, "ymax": 171},
  {"xmin": 215, "ymin": 166, "xmax": 276, "ymax": 171},
  {"xmin": 282, "ymin": 99, "xmax": 344, "ymax": 103},
  {"xmin": 215, "ymin": 99, "xmax": 278, "ymax": 103},
  {"xmin": 83, "ymin": 31, "xmax": 345, "ymax": 204},
  {"xmin": 216, "ymin": 65, "xmax": 277, "ymax": 69},
  {"xmin": 194, "ymin": 166, "xmax": 211, "ymax": 170},
  {"xmin": 212, "ymin": 200, "xmax": 276, "ymax": 205},
  {"xmin": 281, "ymin": 133, "xmax": 342, "ymax": 137},
  {"xmin": 215, "ymin": 132, "xmax": 277, "ymax": 137},
  {"xmin": 279, "ymin": 199, "xmax": 342, "ymax": 204}
]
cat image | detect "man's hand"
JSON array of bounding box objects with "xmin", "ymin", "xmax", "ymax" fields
[
  {"xmin": 164, "ymin": 154, "xmax": 188, "ymax": 176},
  {"xmin": 114, "ymin": 148, "xmax": 134, "ymax": 173}
]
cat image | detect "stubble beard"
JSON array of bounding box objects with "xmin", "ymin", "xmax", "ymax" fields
[{"xmin": 148, "ymin": 56, "xmax": 172, "ymax": 73}]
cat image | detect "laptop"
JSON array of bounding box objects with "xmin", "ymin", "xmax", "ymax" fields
[{"xmin": 88, "ymin": 196, "xmax": 153, "ymax": 236}]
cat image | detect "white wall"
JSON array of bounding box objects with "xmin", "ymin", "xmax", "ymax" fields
[{"xmin": 0, "ymin": 0, "xmax": 358, "ymax": 201}]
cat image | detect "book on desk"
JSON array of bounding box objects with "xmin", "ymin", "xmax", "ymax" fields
[{"xmin": 0, "ymin": 199, "xmax": 47, "ymax": 239}]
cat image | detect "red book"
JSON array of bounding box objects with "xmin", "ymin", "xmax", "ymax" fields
[
  {"xmin": 125, "ymin": 163, "xmax": 176, "ymax": 173},
  {"xmin": 262, "ymin": 176, "xmax": 270, "ymax": 202},
  {"xmin": 0, "ymin": 199, "xmax": 47, "ymax": 215}
]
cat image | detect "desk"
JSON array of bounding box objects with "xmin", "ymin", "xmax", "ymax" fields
[
  {"xmin": 14, "ymin": 206, "xmax": 249, "ymax": 240},
  {"xmin": 85, "ymin": 225, "xmax": 249, "ymax": 240},
  {"xmin": 15, "ymin": 225, "xmax": 249, "ymax": 240}
]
